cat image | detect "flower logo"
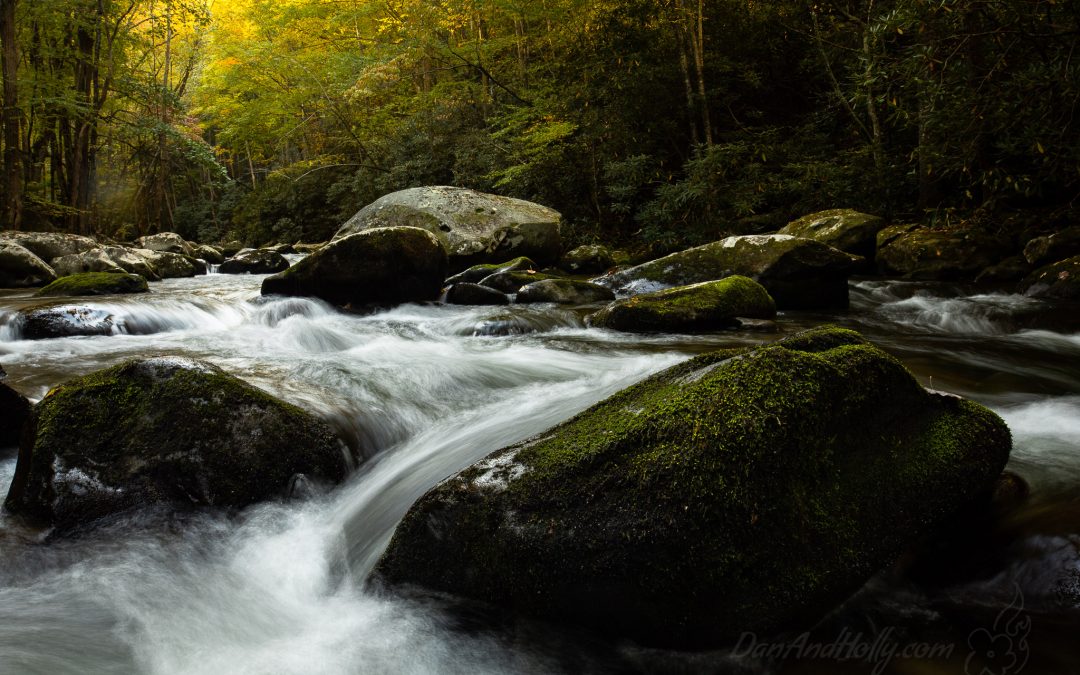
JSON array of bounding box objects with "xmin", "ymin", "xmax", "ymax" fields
[{"xmin": 965, "ymin": 584, "xmax": 1031, "ymax": 675}]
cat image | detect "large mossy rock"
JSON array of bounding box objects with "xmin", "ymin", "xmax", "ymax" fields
[
  {"xmin": 516, "ymin": 279, "xmax": 615, "ymax": 305},
  {"xmin": 1020, "ymin": 256, "xmax": 1080, "ymax": 300},
  {"xmin": 219, "ymin": 249, "xmax": 290, "ymax": 275},
  {"xmin": 192, "ymin": 244, "xmax": 225, "ymax": 265},
  {"xmin": 0, "ymin": 241, "xmax": 56, "ymax": 288},
  {"xmin": 262, "ymin": 227, "xmax": 447, "ymax": 307},
  {"xmin": 779, "ymin": 209, "xmax": 884, "ymax": 258},
  {"xmin": 559, "ymin": 245, "xmax": 616, "ymax": 274},
  {"xmin": 36, "ymin": 272, "xmax": 148, "ymax": 298},
  {"xmin": 375, "ymin": 327, "xmax": 1011, "ymax": 649},
  {"xmin": 0, "ymin": 231, "xmax": 97, "ymax": 262},
  {"xmin": 4, "ymin": 357, "xmax": 350, "ymax": 530},
  {"xmin": 589, "ymin": 276, "xmax": 775, "ymax": 333},
  {"xmin": 876, "ymin": 227, "xmax": 1011, "ymax": 280},
  {"xmin": 333, "ymin": 186, "xmax": 562, "ymax": 271},
  {"xmin": 594, "ymin": 234, "xmax": 854, "ymax": 309}
]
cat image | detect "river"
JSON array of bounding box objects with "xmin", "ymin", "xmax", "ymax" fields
[{"xmin": 0, "ymin": 269, "xmax": 1078, "ymax": 673}]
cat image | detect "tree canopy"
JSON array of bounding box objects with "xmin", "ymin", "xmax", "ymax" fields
[{"xmin": 0, "ymin": 0, "xmax": 1077, "ymax": 249}]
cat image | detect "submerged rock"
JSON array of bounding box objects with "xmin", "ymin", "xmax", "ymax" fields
[
  {"xmin": 589, "ymin": 276, "xmax": 775, "ymax": 332},
  {"xmin": 594, "ymin": 234, "xmax": 854, "ymax": 309},
  {"xmin": 375, "ymin": 327, "xmax": 1011, "ymax": 648},
  {"xmin": 18, "ymin": 306, "xmax": 116, "ymax": 339},
  {"xmin": 559, "ymin": 245, "xmax": 616, "ymax": 275},
  {"xmin": 261, "ymin": 227, "xmax": 447, "ymax": 307},
  {"xmin": 36, "ymin": 272, "xmax": 148, "ymax": 298},
  {"xmin": 445, "ymin": 256, "xmax": 538, "ymax": 286},
  {"xmin": 1020, "ymin": 256, "xmax": 1080, "ymax": 300},
  {"xmin": 219, "ymin": 249, "xmax": 290, "ymax": 275},
  {"xmin": 333, "ymin": 186, "xmax": 562, "ymax": 270},
  {"xmin": 0, "ymin": 241, "xmax": 56, "ymax": 288},
  {"xmin": 4, "ymin": 357, "xmax": 350, "ymax": 530},
  {"xmin": 445, "ymin": 283, "xmax": 510, "ymax": 306},
  {"xmin": 779, "ymin": 209, "xmax": 884, "ymax": 259},
  {"xmin": 516, "ymin": 279, "xmax": 615, "ymax": 305}
]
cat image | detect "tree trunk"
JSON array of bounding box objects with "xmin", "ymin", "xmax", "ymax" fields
[
  {"xmin": 674, "ymin": 0, "xmax": 699, "ymax": 147},
  {"xmin": 692, "ymin": 0, "xmax": 712, "ymax": 146},
  {"xmin": 0, "ymin": 0, "xmax": 22, "ymax": 230}
]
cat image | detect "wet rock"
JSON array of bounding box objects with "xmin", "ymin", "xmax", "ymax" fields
[
  {"xmin": 589, "ymin": 276, "xmax": 775, "ymax": 332},
  {"xmin": 219, "ymin": 249, "xmax": 291, "ymax": 275},
  {"xmin": 975, "ymin": 256, "xmax": 1033, "ymax": 284},
  {"xmin": 479, "ymin": 270, "xmax": 559, "ymax": 294},
  {"xmin": 445, "ymin": 283, "xmax": 510, "ymax": 306},
  {"xmin": 1020, "ymin": 255, "xmax": 1080, "ymax": 300},
  {"xmin": 50, "ymin": 248, "xmax": 124, "ymax": 277},
  {"xmin": 375, "ymin": 327, "xmax": 1011, "ymax": 649},
  {"xmin": 0, "ymin": 231, "xmax": 97, "ymax": 262},
  {"xmin": 0, "ymin": 377, "xmax": 30, "ymax": 448},
  {"xmin": 36, "ymin": 272, "xmax": 148, "ymax": 298},
  {"xmin": 294, "ymin": 243, "xmax": 324, "ymax": 254},
  {"xmin": 1023, "ymin": 227, "xmax": 1080, "ymax": 267},
  {"xmin": 445, "ymin": 256, "xmax": 538, "ymax": 285},
  {"xmin": 516, "ymin": 279, "xmax": 615, "ymax": 305},
  {"xmin": 4, "ymin": 357, "xmax": 350, "ymax": 531},
  {"xmin": 18, "ymin": 306, "xmax": 116, "ymax": 339},
  {"xmin": 0, "ymin": 241, "xmax": 56, "ymax": 288},
  {"xmin": 133, "ymin": 249, "xmax": 205, "ymax": 279},
  {"xmin": 876, "ymin": 227, "xmax": 1012, "ymax": 281},
  {"xmin": 559, "ymin": 245, "xmax": 616, "ymax": 275},
  {"xmin": 594, "ymin": 234, "xmax": 854, "ymax": 309},
  {"xmin": 334, "ymin": 186, "xmax": 562, "ymax": 270},
  {"xmin": 779, "ymin": 209, "xmax": 885, "ymax": 258},
  {"xmin": 135, "ymin": 232, "xmax": 194, "ymax": 256},
  {"xmin": 219, "ymin": 240, "xmax": 245, "ymax": 257},
  {"xmin": 261, "ymin": 226, "xmax": 448, "ymax": 307},
  {"xmin": 192, "ymin": 244, "xmax": 225, "ymax": 265}
]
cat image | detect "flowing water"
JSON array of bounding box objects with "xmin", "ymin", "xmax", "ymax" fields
[{"xmin": 0, "ymin": 271, "xmax": 1078, "ymax": 673}]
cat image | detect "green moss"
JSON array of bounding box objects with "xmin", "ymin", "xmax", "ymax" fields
[
  {"xmin": 375, "ymin": 326, "xmax": 1012, "ymax": 648},
  {"xmin": 35, "ymin": 272, "xmax": 148, "ymax": 297},
  {"xmin": 591, "ymin": 275, "xmax": 775, "ymax": 332}
]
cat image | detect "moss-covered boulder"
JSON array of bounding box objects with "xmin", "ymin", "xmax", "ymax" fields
[
  {"xmin": 445, "ymin": 256, "xmax": 538, "ymax": 285},
  {"xmin": 1020, "ymin": 256, "xmax": 1080, "ymax": 300},
  {"xmin": 0, "ymin": 375, "xmax": 30, "ymax": 448},
  {"xmin": 17, "ymin": 306, "xmax": 116, "ymax": 339},
  {"xmin": 333, "ymin": 186, "xmax": 562, "ymax": 271},
  {"xmin": 445, "ymin": 283, "xmax": 510, "ymax": 306},
  {"xmin": 876, "ymin": 227, "xmax": 1011, "ymax": 280},
  {"xmin": 261, "ymin": 227, "xmax": 447, "ymax": 307},
  {"xmin": 779, "ymin": 209, "xmax": 885, "ymax": 259},
  {"xmin": 479, "ymin": 270, "xmax": 560, "ymax": 294},
  {"xmin": 374, "ymin": 327, "xmax": 1011, "ymax": 649},
  {"xmin": 192, "ymin": 244, "xmax": 225, "ymax": 265},
  {"xmin": 0, "ymin": 231, "xmax": 97, "ymax": 262},
  {"xmin": 0, "ymin": 241, "xmax": 56, "ymax": 288},
  {"xmin": 1023, "ymin": 227, "xmax": 1080, "ymax": 267},
  {"xmin": 516, "ymin": 279, "xmax": 615, "ymax": 305},
  {"xmin": 589, "ymin": 276, "xmax": 775, "ymax": 333},
  {"xmin": 36, "ymin": 272, "xmax": 148, "ymax": 298},
  {"xmin": 559, "ymin": 245, "xmax": 616, "ymax": 274},
  {"xmin": 594, "ymin": 234, "xmax": 854, "ymax": 309},
  {"xmin": 51, "ymin": 246, "xmax": 162, "ymax": 281},
  {"xmin": 219, "ymin": 249, "xmax": 290, "ymax": 275},
  {"xmin": 4, "ymin": 357, "xmax": 350, "ymax": 530}
]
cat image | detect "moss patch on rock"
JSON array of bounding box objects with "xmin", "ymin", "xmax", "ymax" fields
[
  {"xmin": 374, "ymin": 326, "xmax": 1011, "ymax": 649},
  {"xmin": 589, "ymin": 275, "xmax": 775, "ymax": 332},
  {"xmin": 445, "ymin": 256, "xmax": 538, "ymax": 285},
  {"xmin": 4, "ymin": 357, "xmax": 350, "ymax": 531},
  {"xmin": 36, "ymin": 272, "xmax": 148, "ymax": 297}
]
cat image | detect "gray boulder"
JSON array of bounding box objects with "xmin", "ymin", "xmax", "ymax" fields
[
  {"xmin": 262, "ymin": 227, "xmax": 448, "ymax": 307},
  {"xmin": 18, "ymin": 306, "xmax": 116, "ymax": 339},
  {"xmin": 0, "ymin": 231, "xmax": 97, "ymax": 262},
  {"xmin": 374, "ymin": 327, "xmax": 1011, "ymax": 649},
  {"xmin": 333, "ymin": 186, "xmax": 562, "ymax": 270},
  {"xmin": 135, "ymin": 232, "xmax": 194, "ymax": 256},
  {"xmin": 192, "ymin": 244, "xmax": 225, "ymax": 265},
  {"xmin": 0, "ymin": 241, "xmax": 57, "ymax": 288},
  {"xmin": 4, "ymin": 357, "xmax": 350, "ymax": 531},
  {"xmin": 516, "ymin": 279, "xmax": 615, "ymax": 304},
  {"xmin": 594, "ymin": 234, "xmax": 854, "ymax": 309},
  {"xmin": 133, "ymin": 249, "xmax": 205, "ymax": 278}
]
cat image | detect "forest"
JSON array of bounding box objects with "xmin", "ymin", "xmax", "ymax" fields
[{"xmin": 0, "ymin": 0, "xmax": 1078, "ymax": 253}]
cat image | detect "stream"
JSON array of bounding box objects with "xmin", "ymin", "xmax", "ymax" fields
[{"xmin": 0, "ymin": 270, "xmax": 1078, "ymax": 674}]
